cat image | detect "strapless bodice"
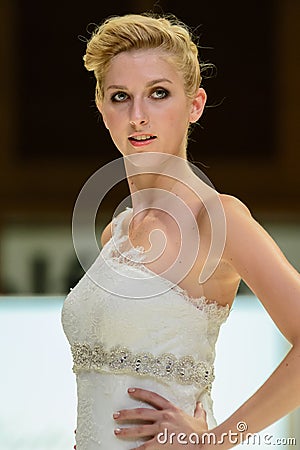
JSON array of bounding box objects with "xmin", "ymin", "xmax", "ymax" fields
[{"xmin": 61, "ymin": 207, "xmax": 230, "ymax": 449}]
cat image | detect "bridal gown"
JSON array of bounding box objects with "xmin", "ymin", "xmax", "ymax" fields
[{"xmin": 61, "ymin": 207, "xmax": 230, "ymax": 449}]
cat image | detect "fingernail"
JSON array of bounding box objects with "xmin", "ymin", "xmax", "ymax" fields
[
  {"xmin": 114, "ymin": 428, "xmax": 121, "ymax": 434},
  {"xmin": 199, "ymin": 402, "xmax": 203, "ymax": 408},
  {"xmin": 113, "ymin": 411, "xmax": 120, "ymax": 419},
  {"xmin": 128, "ymin": 388, "xmax": 136, "ymax": 393}
]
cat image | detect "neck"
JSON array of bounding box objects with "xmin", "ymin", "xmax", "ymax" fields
[{"xmin": 123, "ymin": 152, "xmax": 197, "ymax": 212}]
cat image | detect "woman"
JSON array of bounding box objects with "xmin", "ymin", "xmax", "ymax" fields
[{"xmin": 62, "ymin": 13, "xmax": 300, "ymax": 449}]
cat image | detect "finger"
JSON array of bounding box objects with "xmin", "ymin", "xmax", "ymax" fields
[
  {"xmin": 194, "ymin": 402, "xmax": 208, "ymax": 431},
  {"xmin": 127, "ymin": 388, "xmax": 174, "ymax": 410},
  {"xmin": 114, "ymin": 423, "xmax": 158, "ymax": 439},
  {"xmin": 193, "ymin": 401, "xmax": 206, "ymax": 419},
  {"xmin": 113, "ymin": 407, "xmax": 158, "ymax": 422}
]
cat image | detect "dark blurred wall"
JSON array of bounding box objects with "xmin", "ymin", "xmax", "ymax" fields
[{"xmin": 1, "ymin": 0, "xmax": 299, "ymax": 224}]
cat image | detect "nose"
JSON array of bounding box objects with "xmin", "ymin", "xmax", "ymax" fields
[{"xmin": 129, "ymin": 99, "xmax": 149, "ymax": 128}]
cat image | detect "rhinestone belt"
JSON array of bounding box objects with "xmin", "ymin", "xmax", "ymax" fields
[{"xmin": 71, "ymin": 342, "xmax": 214, "ymax": 391}]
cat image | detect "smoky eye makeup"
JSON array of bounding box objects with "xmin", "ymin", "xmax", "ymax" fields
[
  {"xmin": 150, "ymin": 87, "xmax": 170, "ymax": 99},
  {"xmin": 109, "ymin": 86, "xmax": 170, "ymax": 103},
  {"xmin": 110, "ymin": 92, "xmax": 129, "ymax": 102}
]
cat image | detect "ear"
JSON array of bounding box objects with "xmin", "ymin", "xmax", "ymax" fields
[
  {"xmin": 96, "ymin": 100, "xmax": 109, "ymax": 130},
  {"xmin": 189, "ymin": 88, "xmax": 207, "ymax": 123}
]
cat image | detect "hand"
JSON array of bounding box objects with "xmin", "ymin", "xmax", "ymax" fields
[{"xmin": 113, "ymin": 387, "xmax": 208, "ymax": 449}]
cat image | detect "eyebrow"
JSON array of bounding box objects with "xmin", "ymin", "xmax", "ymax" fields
[{"xmin": 107, "ymin": 78, "xmax": 173, "ymax": 90}]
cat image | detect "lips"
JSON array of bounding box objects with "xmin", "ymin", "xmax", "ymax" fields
[
  {"xmin": 128, "ymin": 134, "xmax": 157, "ymax": 146},
  {"xmin": 129, "ymin": 134, "xmax": 156, "ymax": 141}
]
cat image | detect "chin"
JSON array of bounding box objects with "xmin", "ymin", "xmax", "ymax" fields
[{"xmin": 124, "ymin": 151, "xmax": 174, "ymax": 170}]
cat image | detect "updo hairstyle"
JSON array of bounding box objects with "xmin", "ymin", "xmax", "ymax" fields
[{"xmin": 83, "ymin": 13, "xmax": 206, "ymax": 103}]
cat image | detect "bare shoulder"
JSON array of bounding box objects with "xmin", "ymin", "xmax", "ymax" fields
[
  {"xmin": 218, "ymin": 194, "xmax": 300, "ymax": 344},
  {"xmin": 218, "ymin": 192, "xmax": 286, "ymax": 274},
  {"xmin": 219, "ymin": 193, "xmax": 252, "ymax": 218},
  {"xmin": 197, "ymin": 192, "xmax": 254, "ymax": 236},
  {"xmin": 218, "ymin": 193, "xmax": 258, "ymax": 251},
  {"xmin": 217, "ymin": 193, "xmax": 262, "ymax": 269},
  {"xmin": 100, "ymin": 220, "xmax": 113, "ymax": 247}
]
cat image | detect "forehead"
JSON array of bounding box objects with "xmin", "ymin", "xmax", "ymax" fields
[{"xmin": 104, "ymin": 49, "xmax": 183, "ymax": 87}]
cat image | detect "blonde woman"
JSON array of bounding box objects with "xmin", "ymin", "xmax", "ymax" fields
[{"xmin": 62, "ymin": 13, "xmax": 300, "ymax": 450}]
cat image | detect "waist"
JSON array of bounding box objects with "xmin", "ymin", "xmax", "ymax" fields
[
  {"xmin": 75, "ymin": 372, "xmax": 215, "ymax": 449},
  {"xmin": 71, "ymin": 341, "xmax": 214, "ymax": 392}
]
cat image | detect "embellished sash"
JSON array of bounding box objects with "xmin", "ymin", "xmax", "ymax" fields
[{"xmin": 71, "ymin": 342, "xmax": 214, "ymax": 392}]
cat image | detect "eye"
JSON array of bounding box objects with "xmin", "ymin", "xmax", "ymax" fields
[
  {"xmin": 151, "ymin": 88, "xmax": 169, "ymax": 99},
  {"xmin": 111, "ymin": 92, "xmax": 129, "ymax": 102}
]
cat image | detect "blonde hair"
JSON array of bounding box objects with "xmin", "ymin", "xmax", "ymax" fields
[{"xmin": 83, "ymin": 13, "xmax": 206, "ymax": 103}]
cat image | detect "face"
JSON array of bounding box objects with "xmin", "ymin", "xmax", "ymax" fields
[{"xmin": 98, "ymin": 49, "xmax": 206, "ymax": 159}]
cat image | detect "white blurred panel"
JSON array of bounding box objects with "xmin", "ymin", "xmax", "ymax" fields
[
  {"xmin": 0, "ymin": 295, "xmax": 298, "ymax": 449},
  {"xmin": 213, "ymin": 295, "xmax": 296, "ymax": 449}
]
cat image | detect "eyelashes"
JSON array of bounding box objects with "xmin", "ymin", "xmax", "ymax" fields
[
  {"xmin": 110, "ymin": 88, "xmax": 170, "ymax": 103},
  {"xmin": 151, "ymin": 88, "xmax": 169, "ymax": 99},
  {"xmin": 111, "ymin": 92, "xmax": 128, "ymax": 102}
]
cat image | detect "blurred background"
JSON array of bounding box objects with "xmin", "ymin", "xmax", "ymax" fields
[
  {"xmin": 0, "ymin": 0, "xmax": 299, "ymax": 449},
  {"xmin": 0, "ymin": 0, "xmax": 299, "ymax": 295}
]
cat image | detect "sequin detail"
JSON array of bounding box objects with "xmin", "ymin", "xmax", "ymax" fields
[{"xmin": 71, "ymin": 342, "xmax": 214, "ymax": 391}]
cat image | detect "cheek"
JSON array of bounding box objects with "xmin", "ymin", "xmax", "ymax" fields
[
  {"xmin": 104, "ymin": 106, "xmax": 128, "ymax": 129},
  {"xmin": 166, "ymin": 109, "xmax": 190, "ymax": 133},
  {"xmin": 103, "ymin": 110, "xmax": 116, "ymax": 128},
  {"xmin": 163, "ymin": 99, "xmax": 190, "ymax": 124},
  {"xmin": 103, "ymin": 112, "xmax": 129, "ymax": 149},
  {"xmin": 103, "ymin": 115, "xmax": 121, "ymax": 140}
]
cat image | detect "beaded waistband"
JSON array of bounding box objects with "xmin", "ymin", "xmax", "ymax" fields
[{"xmin": 71, "ymin": 342, "xmax": 214, "ymax": 391}]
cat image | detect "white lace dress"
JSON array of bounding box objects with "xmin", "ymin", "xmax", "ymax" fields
[{"xmin": 61, "ymin": 207, "xmax": 230, "ymax": 449}]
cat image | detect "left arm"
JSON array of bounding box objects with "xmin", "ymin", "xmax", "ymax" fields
[{"xmin": 206, "ymin": 195, "xmax": 300, "ymax": 446}]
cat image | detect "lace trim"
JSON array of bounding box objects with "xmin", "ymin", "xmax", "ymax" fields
[
  {"xmin": 71, "ymin": 342, "xmax": 214, "ymax": 392},
  {"xmin": 108, "ymin": 246, "xmax": 230, "ymax": 323},
  {"xmin": 104, "ymin": 207, "xmax": 230, "ymax": 324}
]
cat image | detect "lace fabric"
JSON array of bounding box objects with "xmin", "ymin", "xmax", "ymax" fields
[
  {"xmin": 107, "ymin": 207, "xmax": 230, "ymax": 321},
  {"xmin": 61, "ymin": 207, "xmax": 230, "ymax": 449}
]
